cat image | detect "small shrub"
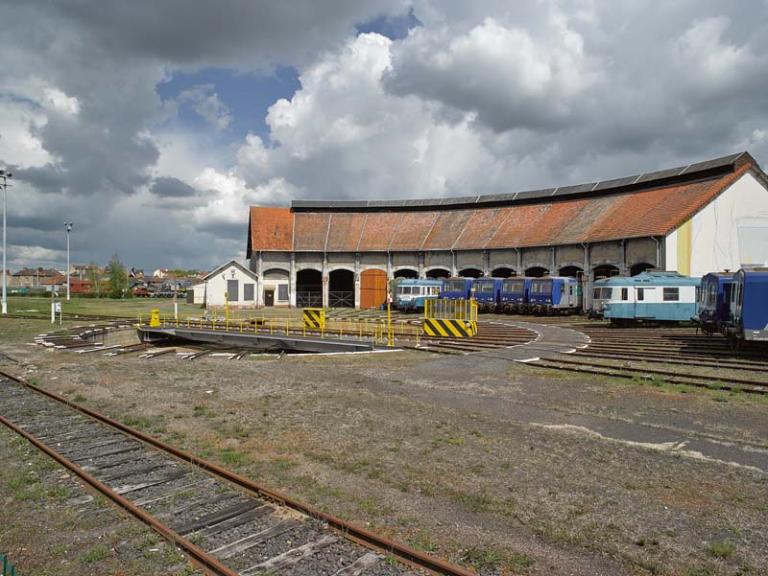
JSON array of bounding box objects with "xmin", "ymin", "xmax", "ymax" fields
[{"xmin": 707, "ymin": 540, "xmax": 736, "ymax": 559}]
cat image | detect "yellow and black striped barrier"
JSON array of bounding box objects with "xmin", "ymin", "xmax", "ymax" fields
[
  {"xmin": 423, "ymin": 318, "xmax": 477, "ymax": 338},
  {"xmin": 303, "ymin": 308, "xmax": 326, "ymax": 330}
]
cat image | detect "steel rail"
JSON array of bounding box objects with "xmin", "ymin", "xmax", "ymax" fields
[
  {"xmin": 527, "ymin": 359, "xmax": 767, "ymax": 395},
  {"xmin": 0, "ymin": 369, "xmax": 476, "ymax": 576},
  {"xmin": 0, "ymin": 413, "xmax": 240, "ymax": 576}
]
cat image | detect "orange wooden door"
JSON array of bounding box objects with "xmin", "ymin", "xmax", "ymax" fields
[{"xmin": 360, "ymin": 269, "xmax": 387, "ymax": 309}]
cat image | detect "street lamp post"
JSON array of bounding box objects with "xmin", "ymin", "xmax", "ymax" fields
[
  {"xmin": 64, "ymin": 222, "xmax": 73, "ymax": 301},
  {"xmin": 1, "ymin": 169, "xmax": 12, "ymax": 315}
]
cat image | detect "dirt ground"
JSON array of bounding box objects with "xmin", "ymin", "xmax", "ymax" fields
[{"xmin": 1, "ymin": 317, "xmax": 767, "ymax": 576}]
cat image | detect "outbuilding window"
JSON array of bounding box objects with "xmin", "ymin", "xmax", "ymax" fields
[
  {"xmin": 663, "ymin": 287, "xmax": 679, "ymax": 301},
  {"xmin": 278, "ymin": 284, "xmax": 289, "ymax": 302},
  {"xmin": 243, "ymin": 283, "xmax": 254, "ymax": 301}
]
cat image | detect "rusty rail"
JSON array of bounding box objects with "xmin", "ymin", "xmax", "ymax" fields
[{"xmin": 0, "ymin": 369, "xmax": 476, "ymax": 576}]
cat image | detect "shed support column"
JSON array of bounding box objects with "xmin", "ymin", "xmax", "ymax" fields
[
  {"xmin": 583, "ymin": 244, "xmax": 592, "ymax": 312},
  {"xmin": 322, "ymin": 254, "xmax": 329, "ymax": 309},
  {"xmin": 483, "ymin": 250, "xmax": 490, "ymax": 277},
  {"xmin": 289, "ymin": 253, "xmax": 296, "ymax": 308},
  {"xmin": 619, "ymin": 240, "xmax": 628, "ymax": 276},
  {"xmin": 354, "ymin": 253, "xmax": 361, "ymax": 309},
  {"xmin": 516, "ymin": 249, "xmax": 522, "ymax": 275},
  {"xmin": 418, "ymin": 252, "xmax": 425, "ymax": 279},
  {"xmin": 256, "ymin": 251, "xmax": 264, "ymax": 307},
  {"xmin": 450, "ymin": 252, "xmax": 457, "ymax": 277},
  {"xmin": 653, "ymin": 236, "xmax": 664, "ymax": 271},
  {"xmin": 386, "ymin": 252, "xmax": 393, "ymax": 280},
  {"xmin": 551, "ymin": 247, "xmax": 556, "ymax": 275}
]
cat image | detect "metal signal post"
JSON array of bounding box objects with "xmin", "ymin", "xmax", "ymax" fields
[{"xmin": 1, "ymin": 170, "xmax": 12, "ymax": 315}]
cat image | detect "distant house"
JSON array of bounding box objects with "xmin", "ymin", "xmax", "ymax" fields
[
  {"xmin": 12, "ymin": 267, "xmax": 64, "ymax": 288},
  {"xmin": 189, "ymin": 261, "xmax": 259, "ymax": 307}
]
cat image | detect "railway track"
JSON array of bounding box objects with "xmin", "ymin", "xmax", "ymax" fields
[
  {"xmin": 0, "ymin": 370, "xmax": 474, "ymax": 576},
  {"xmin": 406, "ymin": 322, "xmax": 537, "ymax": 354},
  {"xmin": 525, "ymin": 324, "xmax": 768, "ymax": 393},
  {"xmin": 527, "ymin": 357, "xmax": 768, "ymax": 394}
]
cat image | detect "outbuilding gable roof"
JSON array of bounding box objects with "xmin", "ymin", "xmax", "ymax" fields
[
  {"xmin": 201, "ymin": 260, "xmax": 259, "ymax": 282},
  {"xmin": 247, "ymin": 151, "xmax": 765, "ymax": 255}
]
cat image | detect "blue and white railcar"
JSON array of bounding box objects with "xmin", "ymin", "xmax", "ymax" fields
[
  {"xmin": 441, "ymin": 277, "xmax": 474, "ymax": 300},
  {"xmin": 394, "ymin": 279, "xmax": 442, "ymax": 312},
  {"xmin": 528, "ymin": 277, "xmax": 580, "ymax": 315},
  {"xmin": 590, "ymin": 278, "xmax": 613, "ymax": 318},
  {"xmin": 696, "ymin": 272, "xmax": 734, "ymax": 335},
  {"xmin": 471, "ymin": 277, "xmax": 503, "ymax": 312},
  {"xmin": 725, "ymin": 268, "xmax": 768, "ymax": 342},
  {"xmin": 601, "ymin": 271, "xmax": 700, "ymax": 324}
]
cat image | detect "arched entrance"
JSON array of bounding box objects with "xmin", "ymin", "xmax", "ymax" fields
[
  {"xmin": 394, "ymin": 268, "xmax": 418, "ymax": 279},
  {"xmin": 426, "ymin": 268, "xmax": 450, "ymax": 279},
  {"xmin": 492, "ymin": 267, "xmax": 515, "ymax": 278},
  {"xmin": 458, "ymin": 268, "xmax": 483, "ymax": 278},
  {"xmin": 296, "ymin": 269, "xmax": 322, "ymax": 307},
  {"xmin": 329, "ymin": 269, "xmax": 354, "ymax": 308},
  {"xmin": 593, "ymin": 264, "xmax": 620, "ymax": 280},
  {"xmin": 360, "ymin": 269, "xmax": 387, "ymax": 309},
  {"xmin": 558, "ymin": 265, "xmax": 583, "ymax": 278},
  {"xmin": 630, "ymin": 262, "xmax": 654, "ymax": 276},
  {"xmin": 525, "ymin": 266, "xmax": 549, "ymax": 278},
  {"xmin": 262, "ymin": 268, "xmax": 289, "ymax": 307}
]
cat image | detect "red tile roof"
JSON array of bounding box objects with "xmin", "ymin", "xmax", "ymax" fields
[{"xmin": 247, "ymin": 155, "xmax": 760, "ymax": 254}]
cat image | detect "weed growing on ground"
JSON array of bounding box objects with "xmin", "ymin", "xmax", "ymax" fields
[
  {"xmin": 707, "ymin": 540, "xmax": 736, "ymax": 559},
  {"xmin": 219, "ymin": 447, "xmax": 247, "ymax": 466},
  {"xmin": 79, "ymin": 544, "xmax": 110, "ymax": 564},
  {"xmin": 461, "ymin": 546, "xmax": 535, "ymax": 572}
]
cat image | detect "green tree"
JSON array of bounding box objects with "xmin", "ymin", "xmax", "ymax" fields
[
  {"xmin": 106, "ymin": 254, "xmax": 128, "ymax": 299},
  {"xmin": 85, "ymin": 261, "xmax": 102, "ymax": 297}
]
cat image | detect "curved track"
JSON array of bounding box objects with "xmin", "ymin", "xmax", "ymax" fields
[
  {"xmin": 0, "ymin": 370, "xmax": 474, "ymax": 576},
  {"xmin": 525, "ymin": 324, "xmax": 768, "ymax": 393}
]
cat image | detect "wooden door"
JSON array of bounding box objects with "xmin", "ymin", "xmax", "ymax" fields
[{"xmin": 360, "ymin": 269, "xmax": 387, "ymax": 309}]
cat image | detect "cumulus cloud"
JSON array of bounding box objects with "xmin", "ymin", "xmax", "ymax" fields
[
  {"xmin": 178, "ymin": 84, "xmax": 232, "ymax": 131},
  {"xmin": 384, "ymin": 15, "xmax": 598, "ymax": 130}
]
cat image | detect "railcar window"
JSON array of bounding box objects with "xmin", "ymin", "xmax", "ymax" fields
[
  {"xmin": 431, "ymin": 287, "xmax": 440, "ymax": 295},
  {"xmin": 621, "ymin": 288, "xmax": 628, "ymax": 301},
  {"xmin": 398, "ymin": 286, "xmax": 412, "ymax": 295},
  {"xmin": 663, "ymin": 287, "xmax": 679, "ymax": 301},
  {"xmin": 504, "ymin": 280, "xmax": 524, "ymax": 292},
  {"xmin": 637, "ymin": 288, "xmax": 644, "ymax": 301},
  {"xmin": 444, "ymin": 280, "xmax": 466, "ymax": 292}
]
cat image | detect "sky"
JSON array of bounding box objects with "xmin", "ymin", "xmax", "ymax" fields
[{"xmin": 1, "ymin": 0, "xmax": 768, "ymax": 272}]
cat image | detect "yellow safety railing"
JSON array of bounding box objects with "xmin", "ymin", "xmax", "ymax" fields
[
  {"xmin": 424, "ymin": 298, "xmax": 478, "ymax": 322},
  {"xmin": 138, "ymin": 311, "xmax": 421, "ymax": 347}
]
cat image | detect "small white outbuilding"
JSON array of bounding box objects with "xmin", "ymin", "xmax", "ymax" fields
[{"xmin": 189, "ymin": 260, "xmax": 259, "ymax": 307}]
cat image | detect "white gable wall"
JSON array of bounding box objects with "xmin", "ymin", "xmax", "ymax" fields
[
  {"xmin": 196, "ymin": 263, "xmax": 258, "ymax": 307},
  {"xmin": 666, "ymin": 172, "xmax": 768, "ymax": 276}
]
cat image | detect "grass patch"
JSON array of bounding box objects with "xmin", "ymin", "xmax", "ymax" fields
[
  {"xmin": 193, "ymin": 405, "xmax": 216, "ymax": 419},
  {"xmin": 72, "ymin": 393, "xmax": 87, "ymax": 403},
  {"xmin": 461, "ymin": 546, "xmax": 535, "ymax": 572},
  {"xmin": 707, "ymin": 540, "xmax": 736, "ymax": 559},
  {"xmin": 79, "ymin": 544, "xmax": 110, "ymax": 564},
  {"xmin": 219, "ymin": 447, "xmax": 248, "ymax": 466}
]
